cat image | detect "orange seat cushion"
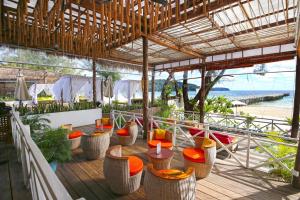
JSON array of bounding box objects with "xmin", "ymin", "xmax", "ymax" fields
[
  {"xmin": 128, "ymin": 156, "xmax": 143, "ymax": 176},
  {"xmin": 68, "ymin": 130, "xmax": 83, "ymax": 139},
  {"xmin": 148, "ymin": 139, "xmax": 173, "ymax": 149},
  {"xmin": 116, "ymin": 128, "xmax": 129, "ymax": 136},
  {"xmin": 183, "ymin": 148, "xmax": 205, "ymax": 163},
  {"xmin": 103, "ymin": 125, "xmax": 113, "ymax": 129}
]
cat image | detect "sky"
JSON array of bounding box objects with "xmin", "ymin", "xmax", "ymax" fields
[
  {"xmin": 0, "ymin": 47, "xmax": 296, "ymax": 91},
  {"xmin": 123, "ymin": 58, "xmax": 297, "ymax": 91}
]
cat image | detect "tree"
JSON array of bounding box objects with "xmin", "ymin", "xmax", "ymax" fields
[
  {"xmin": 97, "ymin": 71, "xmax": 121, "ymax": 83},
  {"xmin": 161, "ymin": 72, "xmax": 181, "ymax": 103},
  {"xmin": 1, "ymin": 48, "xmax": 78, "ymax": 75},
  {"xmin": 182, "ymin": 69, "xmax": 226, "ymax": 111}
]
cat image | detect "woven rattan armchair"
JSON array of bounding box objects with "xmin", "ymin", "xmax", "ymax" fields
[
  {"xmin": 81, "ymin": 131, "xmax": 110, "ymax": 160},
  {"xmin": 147, "ymin": 129, "xmax": 173, "ymax": 150},
  {"xmin": 61, "ymin": 124, "xmax": 82, "ymax": 150},
  {"xmin": 103, "ymin": 145, "xmax": 143, "ymax": 195},
  {"xmin": 144, "ymin": 164, "xmax": 196, "ymax": 200},
  {"xmin": 116, "ymin": 121, "xmax": 138, "ymax": 146},
  {"xmin": 183, "ymin": 137, "xmax": 216, "ymax": 179}
]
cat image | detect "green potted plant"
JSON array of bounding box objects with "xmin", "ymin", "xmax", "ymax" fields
[{"xmin": 35, "ymin": 128, "xmax": 71, "ymax": 171}]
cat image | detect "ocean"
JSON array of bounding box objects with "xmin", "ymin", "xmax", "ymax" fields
[{"xmin": 151, "ymin": 90, "xmax": 295, "ymax": 108}]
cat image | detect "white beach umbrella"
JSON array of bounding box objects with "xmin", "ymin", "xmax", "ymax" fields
[
  {"xmin": 14, "ymin": 70, "xmax": 30, "ymax": 104},
  {"xmin": 232, "ymin": 100, "xmax": 247, "ymax": 116},
  {"xmin": 231, "ymin": 100, "xmax": 247, "ymax": 106}
]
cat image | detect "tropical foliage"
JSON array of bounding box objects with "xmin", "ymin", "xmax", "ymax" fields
[
  {"xmin": 22, "ymin": 114, "xmax": 51, "ymax": 140},
  {"xmin": 34, "ymin": 128, "xmax": 71, "ymax": 163},
  {"xmin": 17, "ymin": 102, "xmax": 96, "ymax": 116},
  {"xmin": 204, "ymin": 96, "xmax": 233, "ymax": 115},
  {"xmin": 256, "ymin": 131, "xmax": 297, "ymax": 182}
]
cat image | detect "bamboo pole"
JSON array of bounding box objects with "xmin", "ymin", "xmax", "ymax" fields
[
  {"xmin": 292, "ymin": 47, "xmax": 300, "ymax": 188},
  {"xmin": 143, "ymin": 36, "xmax": 149, "ymax": 140},
  {"xmin": 151, "ymin": 69, "xmax": 155, "ymax": 106},
  {"xmin": 199, "ymin": 66, "xmax": 206, "ymax": 123},
  {"xmin": 92, "ymin": 59, "xmax": 97, "ymax": 106}
]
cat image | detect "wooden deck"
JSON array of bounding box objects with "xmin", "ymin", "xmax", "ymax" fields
[
  {"xmin": 0, "ymin": 144, "xmax": 32, "ymax": 200},
  {"xmin": 56, "ymin": 125, "xmax": 300, "ymax": 200}
]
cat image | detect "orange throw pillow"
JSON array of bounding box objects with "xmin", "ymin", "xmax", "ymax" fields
[
  {"xmin": 101, "ymin": 118, "xmax": 110, "ymax": 125},
  {"xmin": 128, "ymin": 156, "xmax": 143, "ymax": 176},
  {"xmin": 68, "ymin": 130, "xmax": 83, "ymax": 139}
]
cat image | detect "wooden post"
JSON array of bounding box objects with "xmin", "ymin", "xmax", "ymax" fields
[
  {"xmin": 291, "ymin": 56, "xmax": 300, "ymax": 138},
  {"xmin": 142, "ymin": 36, "xmax": 149, "ymax": 140},
  {"xmin": 199, "ymin": 66, "xmax": 206, "ymax": 123},
  {"xmin": 151, "ymin": 68, "xmax": 155, "ymax": 106},
  {"xmin": 92, "ymin": 59, "xmax": 96, "ymax": 106},
  {"xmin": 292, "ymin": 48, "xmax": 300, "ymax": 188}
]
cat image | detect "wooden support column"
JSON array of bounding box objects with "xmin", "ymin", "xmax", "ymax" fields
[
  {"xmin": 92, "ymin": 59, "xmax": 96, "ymax": 106},
  {"xmin": 291, "ymin": 55, "xmax": 300, "ymax": 138},
  {"xmin": 292, "ymin": 48, "xmax": 300, "ymax": 188},
  {"xmin": 199, "ymin": 66, "xmax": 206, "ymax": 123},
  {"xmin": 151, "ymin": 68, "xmax": 155, "ymax": 106},
  {"xmin": 142, "ymin": 36, "xmax": 149, "ymax": 140}
]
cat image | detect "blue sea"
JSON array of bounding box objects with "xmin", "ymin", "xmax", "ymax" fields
[{"xmin": 152, "ymin": 90, "xmax": 294, "ymax": 108}]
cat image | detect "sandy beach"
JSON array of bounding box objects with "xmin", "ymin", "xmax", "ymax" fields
[{"xmin": 236, "ymin": 105, "xmax": 293, "ymax": 119}]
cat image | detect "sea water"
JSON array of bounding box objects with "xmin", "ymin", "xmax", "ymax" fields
[{"xmin": 150, "ymin": 90, "xmax": 294, "ymax": 108}]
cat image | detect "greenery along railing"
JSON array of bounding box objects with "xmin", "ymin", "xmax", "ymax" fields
[
  {"xmin": 171, "ymin": 111, "xmax": 294, "ymax": 136},
  {"xmin": 112, "ymin": 110, "xmax": 298, "ymax": 182},
  {"xmin": 16, "ymin": 102, "xmax": 96, "ymax": 116},
  {"xmin": 10, "ymin": 109, "xmax": 74, "ymax": 200}
]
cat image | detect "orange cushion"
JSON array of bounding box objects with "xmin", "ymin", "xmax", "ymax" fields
[
  {"xmin": 128, "ymin": 156, "xmax": 143, "ymax": 176},
  {"xmin": 68, "ymin": 130, "xmax": 83, "ymax": 139},
  {"xmin": 103, "ymin": 125, "xmax": 113, "ymax": 129},
  {"xmin": 148, "ymin": 139, "xmax": 173, "ymax": 149},
  {"xmin": 183, "ymin": 148, "xmax": 205, "ymax": 163},
  {"xmin": 116, "ymin": 128, "xmax": 129, "ymax": 136}
]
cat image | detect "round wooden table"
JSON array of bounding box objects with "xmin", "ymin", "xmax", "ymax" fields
[{"xmin": 147, "ymin": 148, "xmax": 174, "ymax": 170}]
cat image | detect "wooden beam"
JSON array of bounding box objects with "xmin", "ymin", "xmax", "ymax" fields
[
  {"xmin": 156, "ymin": 51, "xmax": 296, "ymax": 72},
  {"xmin": 142, "ymin": 36, "xmax": 149, "ymax": 140},
  {"xmin": 182, "ymin": 17, "xmax": 296, "ymax": 47},
  {"xmin": 147, "ymin": 35, "xmax": 203, "ymax": 58}
]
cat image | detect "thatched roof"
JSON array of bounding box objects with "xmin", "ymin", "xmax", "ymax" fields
[{"xmin": 0, "ymin": 0, "xmax": 299, "ymax": 72}]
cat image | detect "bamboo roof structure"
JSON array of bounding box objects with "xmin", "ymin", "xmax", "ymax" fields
[{"xmin": 0, "ymin": 0, "xmax": 299, "ymax": 72}]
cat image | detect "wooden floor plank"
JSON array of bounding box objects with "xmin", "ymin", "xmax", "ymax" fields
[
  {"xmin": 0, "ymin": 144, "xmax": 31, "ymax": 200},
  {"xmin": 57, "ymin": 125, "xmax": 300, "ymax": 200},
  {"xmin": 0, "ymin": 162, "xmax": 12, "ymax": 200}
]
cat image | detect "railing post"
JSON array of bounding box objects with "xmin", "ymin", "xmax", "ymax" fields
[
  {"xmin": 271, "ymin": 119, "xmax": 274, "ymax": 131},
  {"xmin": 246, "ymin": 132, "xmax": 251, "ymax": 168},
  {"xmin": 173, "ymin": 120, "xmax": 177, "ymax": 147}
]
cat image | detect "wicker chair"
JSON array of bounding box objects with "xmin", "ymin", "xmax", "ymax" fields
[
  {"xmin": 144, "ymin": 164, "xmax": 196, "ymax": 200},
  {"xmin": 96, "ymin": 118, "xmax": 114, "ymax": 136},
  {"xmin": 183, "ymin": 137, "xmax": 216, "ymax": 179},
  {"xmin": 116, "ymin": 121, "xmax": 138, "ymax": 146},
  {"xmin": 147, "ymin": 129, "xmax": 173, "ymax": 150},
  {"xmin": 103, "ymin": 145, "xmax": 143, "ymax": 195},
  {"xmin": 81, "ymin": 131, "xmax": 110, "ymax": 160},
  {"xmin": 61, "ymin": 124, "xmax": 82, "ymax": 150}
]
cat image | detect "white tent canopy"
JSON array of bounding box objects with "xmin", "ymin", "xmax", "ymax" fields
[
  {"xmin": 53, "ymin": 76, "xmax": 103, "ymax": 103},
  {"xmin": 114, "ymin": 80, "xmax": 142, "ymax": 105},
  {"xmin": 28, "ymin": 83, "xmax": 54, "ymax": 104}
]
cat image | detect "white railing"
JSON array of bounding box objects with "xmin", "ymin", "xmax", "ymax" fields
[
  {"xmin": 172, "ymin": 110, "xmax": 293, "ymax": 135},
  {"xmin": 112, "ymin": 110, "xmax": 298, "ymax": 175},
  {"xmin": 10, "ymin": 109, "xmax": 75, "ymax": 200}
]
